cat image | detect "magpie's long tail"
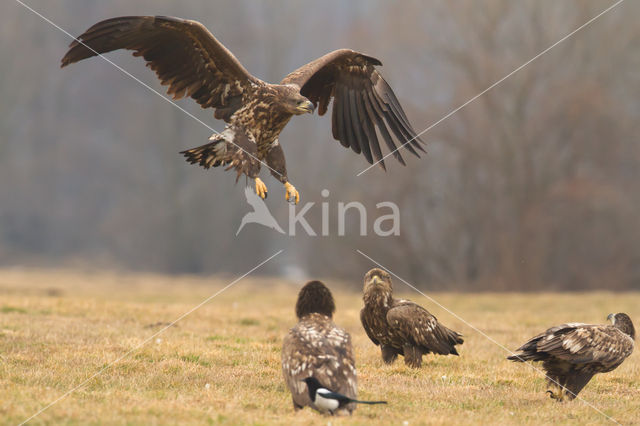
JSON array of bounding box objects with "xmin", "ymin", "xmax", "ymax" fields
[{"xmin": 352, "ymin": 399, "xmax": 387, "ymax": 405}]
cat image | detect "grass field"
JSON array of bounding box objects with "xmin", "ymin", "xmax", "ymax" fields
[{"xmin": 1, "ymin": 268, "xmax": 638, "ymax": 425}]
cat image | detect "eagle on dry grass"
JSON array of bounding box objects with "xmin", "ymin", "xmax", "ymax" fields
[
  {"xmin": 508, "ymin": 313, "xmax": 635, "ymax": 401},
  {"xmin": 61, "ymin": 16, "xmax": 425, "ymax": 204},
  {"xmin": 360, "ymin": 268, "xmax": 464, "ymax": 368},
  {"xmin": 281, "ymin": 281, "xmax": 357, "ymax": 415}
]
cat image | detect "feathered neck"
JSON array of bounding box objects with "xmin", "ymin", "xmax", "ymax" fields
[
  {"xmin": 363, "ymin": 286, "xmax": 393, "ymax": 311},
  {"xmin": 614, "ymin": 315, "xmax": 636, "ymax": 340},
  {"xmin": 300, "ymin": 312, "xmax": 332, "ymax": 323}
]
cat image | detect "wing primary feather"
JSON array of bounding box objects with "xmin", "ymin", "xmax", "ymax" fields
[
  {"xmin": 369, "ymin": 88, "xmax": 420, "ymax": 158},
  {"xmin": 358, "ymin": 91, "xmax": 384, "ymax": 169},
  {"xmin": 373, "ymin": 74, "xmax": 426, "ymax": 152},
  {"xmin": 378, "ymin": 77, "xmax": 416, "ymax": 131},
  {"xmin": 383, "ymin": 108, "xmax": 420, "ymax": 158},
  {"xmin": 383, "ymin": 91, "xmax": 426, "ymax": 153},
  {"xmin": 331, "ymin": 93, "xmax": 340, "ymax": 141},
  {"xmin": 348, "ymin": 89, "xmax": 373, "ymax": 164},
  {"xmin": 369, "ymin": 88, "xmax": 421, "ymax": 158},
  {"xmin": 333, "ymin": 86, "xmax": 349, "ymax": 148},
  {"xmin": 340, "ymin": 85, "xmax": 360, "ymax": 154},
  {"xmin": 366, "ymin": 90, "xmax": 406, "ymax": 165}
]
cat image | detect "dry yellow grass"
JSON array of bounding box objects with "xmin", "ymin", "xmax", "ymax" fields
[{"xmin": 0, "ymin": 268, "xmax": 638, "ymax": 425}]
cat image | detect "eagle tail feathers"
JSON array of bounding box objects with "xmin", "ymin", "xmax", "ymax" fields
[
  {"xmin": 507, "ymin": 337, "xmax": 546, "ymax": 362},
  {"xmin": 180, "ymin": 134, "xmax": 229, "ymax": 169},
  {"xmin": 507, "ymin": 349, "xmax": 546, "ymax": 362}
]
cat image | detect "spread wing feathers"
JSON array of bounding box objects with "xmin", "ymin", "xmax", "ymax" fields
[
  {"xmin": 61, "ymin": 16, "xmax": 260, "ymax": 122},
  {"xmin": 281, "ymin": 49, "xmax": 425, "ymax": 170},
  {"xmin": 386, "ymin": 301, "xmax": 464, "ymax": 355},
  {"xmin": 282, "ymin": 316, "xmax": 357, "ymax": 413},
  {"xmin": 508, "ymin": 324, "xmax": 634, "ymax": 371}
]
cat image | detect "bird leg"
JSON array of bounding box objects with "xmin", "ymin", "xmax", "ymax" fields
[
  {"xmin": 284, "ymin": 182, "xmax": 299, "ymax": 204},
  {"xmin": 381, "ymin": 345, "xmax": 398, "ymax": 364},
  {"xmin": 255, "ymin": 177, "xmax": 268, "ymax": 199},
  {"xmin": 403, "ymin": 344, "xmax": 423, "ymax": 368}
]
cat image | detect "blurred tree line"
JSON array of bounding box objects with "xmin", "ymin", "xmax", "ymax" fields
[{"xmin": 1, "ymin": 0, "xmax": 639, "ymax": 290}]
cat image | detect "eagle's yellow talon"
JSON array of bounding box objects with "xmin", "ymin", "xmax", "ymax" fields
[
  {"xmin": 284, "ymin": 182, "xmax": 299, "ymax": 204},
  {"xmin": 255, "ymin": 177, "xmax": 268, "ymax": 199}
]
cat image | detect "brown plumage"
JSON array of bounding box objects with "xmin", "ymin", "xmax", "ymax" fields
[
  {"xmin": 508, "ymin": 313, "xmax": 635, "ymax": 401},
  {"xmin": 61, "ymin": 16, "xmax": 425, "ymax": 203},
  {"xmin": 282, "ymin": 281, "xmax": 357, "ymax": 415},
  {"xmin": 360, "ymin": 268, "xmax": 463, "ymax": 368}
]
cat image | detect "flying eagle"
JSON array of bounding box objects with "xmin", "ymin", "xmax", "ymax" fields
[
  {"xmin": 508, "ymin": 313, "xmax": 635, "ymax": 401},
  {"xmin": 60, "ymin": 16, "xmax": 425, "ymax": 204},
  {"xmin": 360, "ymin": 268, "xmax": 464, "ymax": 368},
  {"xmin": 282, "ymin": 281, "xmax": 357, "ymax": 415}
]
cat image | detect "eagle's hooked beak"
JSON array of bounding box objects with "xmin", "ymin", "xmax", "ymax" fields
[
  {"xmin": 607, "ymin": 313, "xmax": 615, "ymax": 324},
  {"xmin": 371, "ymin": 276, "xmax": 382, "ymax": 286},
  {"xmin": 296, "ymin": 100, "xmax": 315, "ymax": 114}
]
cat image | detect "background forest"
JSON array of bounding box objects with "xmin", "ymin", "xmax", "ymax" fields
[{"xmin": 1, "ymin": 0, "xmax": 639, "ymax": 290}]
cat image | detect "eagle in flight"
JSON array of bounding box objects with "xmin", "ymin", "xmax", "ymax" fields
[
  {"xmin": 360, "ymin": 268, "xmax": 464, "ymax": 368},
  {"xmin": 282, "ymin": 281, "xmax": 357, "ymax": 415},
  {"xmin": 61, "ymin": 16, "xmax": 425, "ymax": 203},
  {"xmin": 508, "ymin": 313, "xmax": 635, "ymax": 401}
]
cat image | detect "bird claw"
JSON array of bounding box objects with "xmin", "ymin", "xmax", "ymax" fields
[
  {"xmin": 284, "ymin": 182, "xmax": 299, "ymax": 204},
  {"xmin": 547, "ymin": 389, "xmax": 564, "ymax": 401},
  {"xmin": 255, "ymin": 178, "xmax": 268, "ymax": 199}
]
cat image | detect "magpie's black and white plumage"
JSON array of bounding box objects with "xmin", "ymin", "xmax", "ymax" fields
[
  {"xmin": 302, "ymin": 377, "xmax": 387, "ymax": 415},
  {"xmin": 61, "ymin": 16, "xmax": 425, "ymax": 204},
  {"xmin": 360, "ymin": 268, "xmax": 464, "ymax": 368},
  {"xmin": 508, "ymin": 313, "xmax": 635, "ymax": 401},
  {"xmin": 281, "ymin": 281, "xmax": 357, "ymax": 415}
]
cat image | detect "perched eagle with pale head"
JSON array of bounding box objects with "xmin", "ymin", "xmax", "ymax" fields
[
  {"xmin": 282, "ymin": 281, "xmax": 357, "ymax": 415},
  {"xmin": 61, "ymin": 16, "xmax": 425, "ymax": 203},
  {"xmin": 508, "ymin": 313, "xmax": 635, "ymax": 401},
  {"xmin": 360, "ymin": 268, "xmax": 464, "ymax": 368}
]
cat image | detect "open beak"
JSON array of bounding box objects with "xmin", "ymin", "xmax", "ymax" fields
[{"xmin": 296, "ymin": 100, "xmax": 315, "ymax": 114}]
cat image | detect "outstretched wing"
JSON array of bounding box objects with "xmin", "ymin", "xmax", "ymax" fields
[
  {"xmin": 61, "ymin": 16, "xmax": 261, "ymax": 122},
  {"xmin": 281, "ymin": 49, "xmax": 425, "ymax": 170},
  {"xmin": 386, "ymin": 300, "xmax": 463, "ymax": 355},
  {"xmin": 535, "ymin": 324, "xmax": 634, "ymax": 370},
  {"xmin": 282, "ymin": 317, "xmax": 357, "ymax": 413}
]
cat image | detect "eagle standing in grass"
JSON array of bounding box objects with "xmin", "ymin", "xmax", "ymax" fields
[
  {"xmin": 282, "ymin": 281, "xmax": 357, "ymax": 415},
  {"xmin": 360, "ymin": 268, "xmax": 464, "ymax": 368},
  {"xmin": 61, "ymin": 16, "xmax": 425, "ymax": 204},
  {"xmin": 508, "ymin": 313, "xmax": 635, "ymax": 401}
]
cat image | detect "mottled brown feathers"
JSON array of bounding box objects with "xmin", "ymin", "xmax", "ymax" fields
[
  {"xmin": 612, "ymin": 312, "xmax": 635, "ymax": 340},
  {"xmin": 282, "ymin": 50, "xmax": 425, "ymax": 170},
  {"xmin": 296, "ymin": 281, "xmax": 336, "ymax": 319},
  {"xmin": 61, "ymin": 16, "xmax": 257, "ymax": 121},
  {"xmin": 282, "ymin": 282, "xmax": 356, "ymax": 414},
  {"xmin": 508, "ymin": 313, "xmax": 635, "ymax": 400},
  {"xmin": 360, "ymin": 268, "xmax": 463, "ymax": 368},
  {"xmin": 62, "ymin": 16, "xmax": 426, "ymax": 189}
]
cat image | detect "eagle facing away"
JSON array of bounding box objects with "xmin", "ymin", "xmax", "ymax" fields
[
  {"xmin": 60, "ymin": 16, "xmax": 425, "ymax": 204},
  {"xmin": 360, "ymin": 268, "xmax": 464, "ymax": 368},
  {"xmin": 282, "ymin": 281, "xmax": 357, "ymax": 415},
  {"xmin": 508, "ymin": 313, "xmax": 635, "ymax": 401}
]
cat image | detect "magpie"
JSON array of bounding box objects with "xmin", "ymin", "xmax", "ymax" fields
[{"xmin": 302, "ymin": 377, "xmax": 387, "ymax": 415}]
